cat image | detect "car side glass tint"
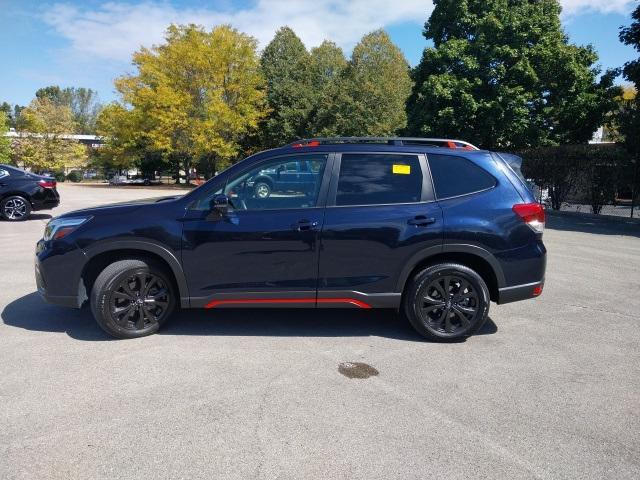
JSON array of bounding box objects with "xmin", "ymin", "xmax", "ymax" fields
[
  {"xmin": 427, "ymin": 154, "xmax": 496, "ymax": 199},
  {"xmin": 335, "ymin": 154, "xmax": 422, "ymax": 206}
]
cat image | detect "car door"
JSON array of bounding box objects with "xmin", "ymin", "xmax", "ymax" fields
[
  {"xmin": 317, "ymin": 152, "xmax": 444, "ymax": 308},
  {"xmin": 181, "ymin": 153, "xmax": 333, "ymax": 308}
]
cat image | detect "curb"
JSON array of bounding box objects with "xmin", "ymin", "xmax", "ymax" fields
[{"xmin": 546, "ymin": 209, "xmax": 640, "ymax": 225}]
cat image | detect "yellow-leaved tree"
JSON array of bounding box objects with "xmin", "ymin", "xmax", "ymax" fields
[
  {"xmin": 113, "ymin": 24, "xmax": 267, "ymax": 182},
  {"xmin": 13, "ymin": 97, "xmax": 87, "ymax": 172}
]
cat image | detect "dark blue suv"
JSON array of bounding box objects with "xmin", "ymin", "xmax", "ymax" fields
[{"xmin": 35, "ymin": 137, "xmax": 546, "ymax": 341}]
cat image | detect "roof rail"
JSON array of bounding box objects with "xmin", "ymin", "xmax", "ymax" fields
[{"xmin": 289, "ymin": 137, "xmax": 479, "ymax": 150}]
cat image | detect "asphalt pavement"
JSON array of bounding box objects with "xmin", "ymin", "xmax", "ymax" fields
[{"xmin": 1, "ymin": 183, "xmax": 639, "ymax": 479}]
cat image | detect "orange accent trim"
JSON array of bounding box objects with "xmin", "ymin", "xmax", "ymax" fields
[
  {"xmin": 204, "ymin": 297, "xmax": 371, "ymax": 309},
  {"xmin": 446, "ymin": 141, "xmax": 457, "ymax": 149}
]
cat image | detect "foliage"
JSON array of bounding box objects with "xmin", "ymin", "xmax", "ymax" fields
[
  {"xmin": 260, "ymin": 27, "xmax": 314, "ymax": 146},
  {"xmin": 0, "ymin": 111, "xmax": 11, "ymax": 163},
  {"xmin": 521, "ymin": 144, "xmax": 628, "ymax": 213},
  {"xmin": 36, "ymin": 86, "xmax": 102, "ymax": 134},
  {"xmin": 53, "ymin": 171, "xmax": 66, "ymax": 182},
  {"xmin": 0, "ymin": 102, "xmax": 23, "ymax": 129},
  {"xmin": 95, "ymin": 103, "xmax": 145, "ymax": 171},
  {"xmin": 407, "ymin": 0, "xmax": 620, "ymax": 149},
  {"xmin": 313, "ymin": 30, "xmax": 412, "ymax": 136},
  {"xmin": 113, "ymin": 24, "xmax": 267, "ymax": 181},
  {"xmin": 66, "ymin": 170, "xmax": 83, "ymax": 182},
  {"xmin": 306, "ymin": 41, "xmax": 348, "ymax": 135},
  {"xmin": 12, "ymin": 98, "xmax": 87, "ymax": 172},
  {"xmin": 619, "ymin": 2, "xmax": 640, "ymax": 91},
  {"xmin": 617, "ymin": 2, "xmax": 640, "ymax": 214}
]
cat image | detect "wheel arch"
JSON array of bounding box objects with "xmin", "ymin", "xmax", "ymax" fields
[
  {"xmin": 397, "ymin": 245, "xmax": 505, "ymax": 302},
  {"xmin": 80, "ymin": 241, "xmax": 190, "ymax": 308},
  {"xmin": 1, "ymin": 191, "xmax": 33, "ymax": 205}
]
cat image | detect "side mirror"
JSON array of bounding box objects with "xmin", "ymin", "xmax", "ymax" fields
[{"xmin": 210, "ymin": 194, "xmax": 230, "ymax": 214}]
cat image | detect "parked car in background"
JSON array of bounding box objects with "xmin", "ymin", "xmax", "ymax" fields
[
  {"xmin": 0, "ymin": 164, "xmax": 60, "ymax": 221},
  {"xmin": 36, "ymin": 137, "xmax": 546, "ymax": 341},
  {"xmin": 109, "ymin": 174, "xmax": 161, "ymax": 186}
]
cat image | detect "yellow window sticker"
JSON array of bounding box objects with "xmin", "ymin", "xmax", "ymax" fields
[{"xmin": 392, "ymin": 164, "xmax": 411, "ymax": 175}]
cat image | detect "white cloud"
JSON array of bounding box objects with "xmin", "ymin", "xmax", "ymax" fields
[
  {"xmin": 43, "ymin": 0, "xmax": 432, "ymax": 62},
  {"xmin": 43, "ymin": 0, "xmax": 636, "ymax": 63}
]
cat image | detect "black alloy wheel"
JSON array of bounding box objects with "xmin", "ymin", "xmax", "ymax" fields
[
  {"xmin": 404, "ymin": 263, "xmax": 489, "ymax": 341},
  {"xmin": 91, "ymin": 259, "xmax": 176, "ymax": 339},
  {"xmin": 109, "ymin": 271, "xmax": 171, "ymax": 331},
  {"xmin": 1, "ymin": 196, "xmax": 31, "ymax": 221}
]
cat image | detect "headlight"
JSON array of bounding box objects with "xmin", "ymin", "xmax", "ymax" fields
[{"xmin": 43, "ymin": 216, "xmax": 92, "ymax": 241}]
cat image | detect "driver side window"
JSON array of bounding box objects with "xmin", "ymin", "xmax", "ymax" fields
[{"xmin": 201, "ymin": 154, "xmax": 328, "ymax": 212}]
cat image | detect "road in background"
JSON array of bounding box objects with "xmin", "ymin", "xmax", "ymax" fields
[{"xmin": 1, "ymin": 183, "xmax": 639, "ymax": 479}]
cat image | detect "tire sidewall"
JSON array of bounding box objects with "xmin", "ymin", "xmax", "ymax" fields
[
  {"xmin": 93, "ymin": 264, "xmax": 176, "ymax": 339},
  {"xmin": 405, "ymin": 264, "xmax": 490, "ymax": 340}
]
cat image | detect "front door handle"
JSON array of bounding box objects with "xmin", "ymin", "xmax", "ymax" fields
[
  {"xmin": 291, "ymin": 219, "xmax": 319, "ymax": 231},
  {"xmin": 408, "ymin": 215, "xmax": 436, "ymax": 227}
]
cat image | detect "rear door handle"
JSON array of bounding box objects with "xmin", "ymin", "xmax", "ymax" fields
[
  {"xmin": 291, "ymin": 219, "xmax": 319, "ymax": 231},
  {"xmin": 408, "ymin": 216, "xmax": 436, "ymax": 227}
]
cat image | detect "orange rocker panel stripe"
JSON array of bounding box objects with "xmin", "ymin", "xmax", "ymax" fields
[{"xmin": 205, "ymin": 298, "xmax": 372, "ymax": 309}]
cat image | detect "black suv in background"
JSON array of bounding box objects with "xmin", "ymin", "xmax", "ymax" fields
[
  {"xmin": 0, "ymin": 164, "xmax": 60, "ymax": 221},
  {"xmin": 35, "ymin": 138, "xmax": 546, "ymax": 341}
]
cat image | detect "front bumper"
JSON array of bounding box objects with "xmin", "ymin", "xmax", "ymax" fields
[{"xmin": 35, "ymin": 239, "xmax": 85, "ymax": 308}]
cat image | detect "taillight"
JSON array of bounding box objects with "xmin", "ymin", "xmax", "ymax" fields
[
  {"xmin": 513, "ymin": 203, "xmax": 545, "ymax": 234},
  {"xmin": 39, "ymin": 179, "xmax": 56, "ymax": 189}
]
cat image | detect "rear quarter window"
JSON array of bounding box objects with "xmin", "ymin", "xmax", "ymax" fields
[{"xmin": 427, "ymin": 154, "xmax": 496, "ymax": 199}]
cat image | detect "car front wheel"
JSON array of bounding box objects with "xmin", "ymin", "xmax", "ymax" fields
[
  {"xmin": 403, "ymin": 263, "xmax": 489, "ymax": 341},
  {"xmin": 90, "ymin": 259, "xmax": 176, "ymax": 339},
  {"xmin": 1, "ymin": 195, "xmax": 31, "ymax": 221}
]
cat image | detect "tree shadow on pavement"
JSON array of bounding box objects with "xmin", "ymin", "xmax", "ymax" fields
[
  {"xmin": 2, "ymin": 292, "xmax": 497, "ymax": 342},
  {"xmin": 546, "ymin": 214, "xmax": 640, "ymax": 238}
]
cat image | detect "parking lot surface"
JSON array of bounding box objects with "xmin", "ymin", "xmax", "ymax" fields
[{"xmin": 1, "ymin": 183, "xmax": 639, "ymax": 479}]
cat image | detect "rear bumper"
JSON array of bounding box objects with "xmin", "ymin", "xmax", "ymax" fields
[{"xmin": 497, "ymin": 280, "xmax": 544, "ymax": 304}]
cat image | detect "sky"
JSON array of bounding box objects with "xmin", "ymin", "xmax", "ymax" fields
[{"xmin": 0, "ymin": 0, "xmax": 637, "ymax": 107}]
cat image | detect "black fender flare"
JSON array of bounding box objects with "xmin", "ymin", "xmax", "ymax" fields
[
  {"xmin": 395, "ymin": 243, "xmax": 506, "ymax": 292},
  {"xmin": 82, "ymin": 240, "xmax": 190, "ymax": 307}
]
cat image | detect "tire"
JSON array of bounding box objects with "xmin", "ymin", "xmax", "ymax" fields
[
  {"xmin": 90, "ymin": 259, "xmax": 176, "ymax": 339},
  {"xmin": 1, "ymin": 195, "xmax": 32, "ymax": 221},
  {"xmin": 254, "ymin": 181, "xmax": 271, "ymax": 199},
  {"xmin": 403, "ymin": 263, "xmax": 490, "ymax": 342}
]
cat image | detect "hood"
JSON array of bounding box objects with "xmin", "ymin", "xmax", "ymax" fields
[{"xmin": 58, "ymin": 195, "xmax": 182, "ymax": 219}]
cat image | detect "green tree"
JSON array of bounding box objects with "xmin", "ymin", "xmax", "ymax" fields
[
  {"xmin": 260, "ymin": 27, "xmax": 314, "ymax": 146},
  {"xmin": 36, "ymin": 86, "xmax": 102, "ymax": 134},
  {"xmin": 313, "ymin": 30, "xmax": 412, "ymax": 136},
  {"xmin": 114, "ymin": 24, "xmax": 267, "ymax": 183},
  {"xmin": 0, "ymin": 111, "xmax": 11, "ymax": 163},
  {"xmin": 618, "ymin": 2, "xmax": 640, "ymax": 215},
  {"xmin": 13, "ymin": 98, "xmax": 87, "ymax": 172},
  {"xmin": 407, "ymin": 0, "xmax": 619, "ymax": 149}
]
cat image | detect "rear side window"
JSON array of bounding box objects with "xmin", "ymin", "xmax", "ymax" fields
[
  {"xmin": 428, "ymin": 154, "xmax": 496, "ymax": 199},
  {"xmin": 336, "ymin": 154, "xmax": 422, "ymax": 206}
]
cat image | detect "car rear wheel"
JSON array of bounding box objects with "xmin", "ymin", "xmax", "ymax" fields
[
  {"xmin": 0, "ymin": 195, "xmax": 31, "ymax": 221},
  {"xmin": 254, "ymin": 181, "xmax": 271, "ymax": 199},
  {"xmin": 90, "ymin": 259, "xmax": 176, "ymax": 339},
  {"xmin": 403, "ymin": 263, "xmax": 489, "ymax": 341}
]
